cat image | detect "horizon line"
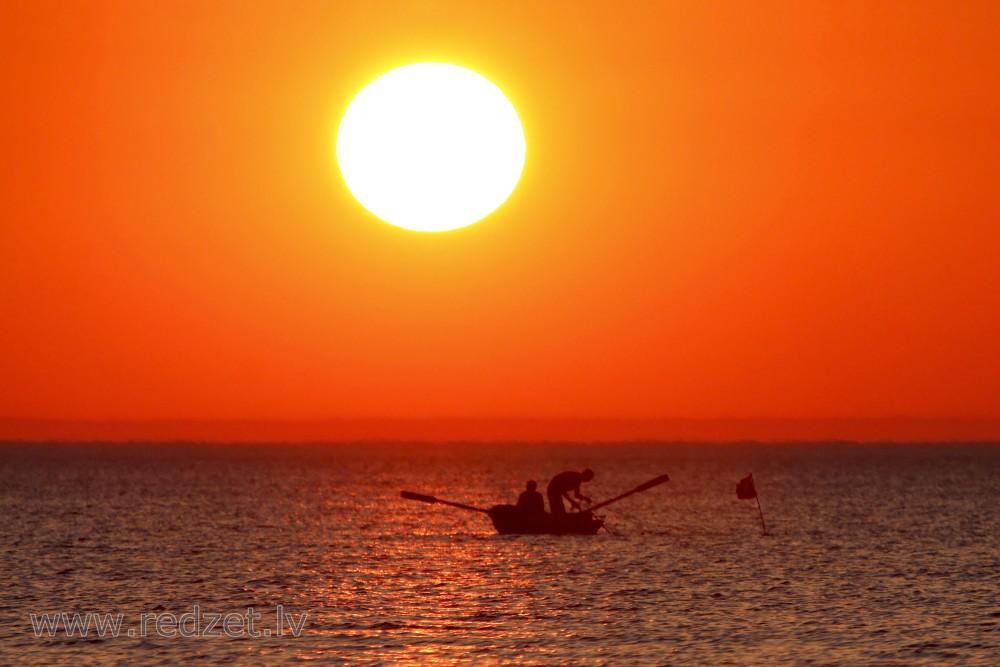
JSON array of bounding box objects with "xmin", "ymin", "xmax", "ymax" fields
[{"xmin": 1, "ymin": 417, "xmax": 998, "ymax": 443}]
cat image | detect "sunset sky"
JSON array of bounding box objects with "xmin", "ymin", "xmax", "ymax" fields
[{"xmin": 2, "ymin": 2, "xmax": 998, "ymax": 440}]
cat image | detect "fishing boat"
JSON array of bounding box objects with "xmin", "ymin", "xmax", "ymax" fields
[
  {"xmin": 486, "ymin": 504, "xmax": 603, "ymax": 535},
  {"xmin": 401, "ymin": 473, "xmax": 669, "ymax": 536}
]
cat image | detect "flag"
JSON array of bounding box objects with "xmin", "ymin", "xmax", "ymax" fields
[{"xmin": 736, "ymin": 474, "xmax": 756, "ymax": 500}]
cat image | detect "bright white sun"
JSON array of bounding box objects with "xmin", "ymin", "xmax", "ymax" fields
[{"xmin": 336, "ymin": 63, "xmax": 526, "ymax": 232}]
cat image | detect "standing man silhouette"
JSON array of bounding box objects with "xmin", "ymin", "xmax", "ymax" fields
[{"xmin": 546, "ymin": 469, "xmax": 594, "ymax": 516}]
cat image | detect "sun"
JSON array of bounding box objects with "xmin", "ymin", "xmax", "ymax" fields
[{"xmin": 336, "ymin": 63, "xmax": 526, "ymax": 233}]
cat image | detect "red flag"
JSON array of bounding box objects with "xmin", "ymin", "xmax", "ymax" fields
[{"xmin": 736, "ymin": 475, "xmax": 756, "ymax": 500}]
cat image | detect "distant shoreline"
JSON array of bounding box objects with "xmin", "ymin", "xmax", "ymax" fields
[{"xmin": 1, "ymin": 417, "xmax": 998, "ymax": 443}]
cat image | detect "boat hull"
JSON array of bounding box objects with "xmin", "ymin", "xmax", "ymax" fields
[{"xmin": 487, "ymin": 504, "xmax": 603, "ymax": 535}]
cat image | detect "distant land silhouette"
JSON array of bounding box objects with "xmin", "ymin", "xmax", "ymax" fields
[{"xmin": 1, "ymin": 418, "xmax": 998, "ymax": 442}]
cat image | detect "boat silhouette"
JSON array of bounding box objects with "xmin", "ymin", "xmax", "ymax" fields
[{"xmin": 401, "ymin": 473, "xmax": 669, "ymax": 535}]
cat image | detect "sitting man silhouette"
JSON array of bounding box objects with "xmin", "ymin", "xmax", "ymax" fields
[
  {"xmin": 546, "ymin": 469, "xmax": 594, "ymax": 516},
  {"xmin": 516, "ymin": 480, "xmax": 545, "ymax": 514}
]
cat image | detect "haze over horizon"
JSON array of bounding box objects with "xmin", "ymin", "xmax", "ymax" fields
[{"xmin": 3, "ymin": 416, "xmax": 999, "ymax": 443}]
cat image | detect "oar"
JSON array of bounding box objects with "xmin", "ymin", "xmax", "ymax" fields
[
  {"xmin": 400, "ymin": 490, "xmax": 491, "ymax": 514},
  {"xmin": 586, "ymin": 473, "xmax": 670, "ymax": 513}
]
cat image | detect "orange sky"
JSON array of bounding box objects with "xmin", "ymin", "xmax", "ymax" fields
[{"xmin": 2, "ymin": 2, "xmax": 999, "ymax": 438}]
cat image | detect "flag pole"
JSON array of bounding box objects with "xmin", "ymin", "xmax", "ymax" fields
[{"xmin": 751, "ymin": 474, "xmax": 768, "ymax": 536}]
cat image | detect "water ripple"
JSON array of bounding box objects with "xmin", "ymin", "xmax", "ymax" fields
[{"xmin": 1, "ymin": 442, "xmax": 998, "ymax": 665}]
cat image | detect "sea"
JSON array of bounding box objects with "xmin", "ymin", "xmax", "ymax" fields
[{"xmin": 1, "ymin": 442, "xmax": 998, "ymax": 666}]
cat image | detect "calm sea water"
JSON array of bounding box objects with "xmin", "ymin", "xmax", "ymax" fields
[{"xmin": 1, "ymin": 442, "xmax": 998, "ymax": 666}]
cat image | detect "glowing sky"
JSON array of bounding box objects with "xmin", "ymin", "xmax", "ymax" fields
[{"xmin": 2, "ymin": 2, "xmax": 998, "ymax": 437}]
